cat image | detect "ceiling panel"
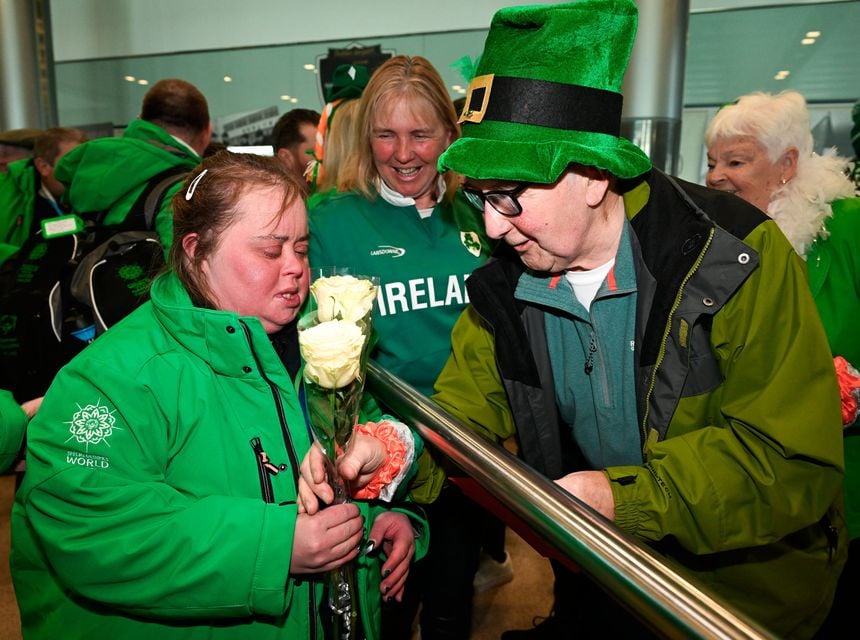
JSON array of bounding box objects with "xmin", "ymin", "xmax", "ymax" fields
[{"xmin": 685, "ymin": 1, "xmax": 860, "ymax": 105}]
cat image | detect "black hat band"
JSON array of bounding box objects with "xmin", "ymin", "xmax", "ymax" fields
[{"xmin": 460, "ymin": 75, "xmax": 623, "ymax": 137}]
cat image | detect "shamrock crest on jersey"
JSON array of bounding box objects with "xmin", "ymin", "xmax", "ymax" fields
[{"xmin": 461, "ymin": 231, "xmax": 482, "ymax": 257}]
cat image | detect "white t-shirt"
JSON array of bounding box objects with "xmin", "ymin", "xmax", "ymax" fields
[{"xmin": 564, "ymin": 258, "xmax": 615, "ymax": 311}]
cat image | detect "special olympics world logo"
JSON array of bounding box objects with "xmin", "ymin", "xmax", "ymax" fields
[{"xmin": 65, "ymin": 400, "xmax": 118, "ymax": 449}]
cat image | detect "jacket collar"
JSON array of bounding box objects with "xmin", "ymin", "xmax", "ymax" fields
[
  {"xmin": 468, "ymin": 169, "xmax": 763, "ymax": 372},
  {"xmin": 628, "ymin": 170, "xmax": 762, "ymax": 366},
  {"xmin": 149, "ymin": 272, "xmax": 293, "ymax": 385}
]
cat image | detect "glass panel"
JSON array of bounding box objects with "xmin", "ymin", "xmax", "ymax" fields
[{"xmin": 55, "ymin": 30, "xmax": 489, "ymax": 133}]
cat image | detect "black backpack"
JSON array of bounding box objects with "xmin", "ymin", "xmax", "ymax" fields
[{"xmin": 0, "ymin": 166, "xmax": 188, "ymax": 400}]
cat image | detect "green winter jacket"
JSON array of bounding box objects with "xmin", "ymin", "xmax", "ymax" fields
[
  {"xmin": 806, "ymin": 196, "xmax": 860, "ymax": 541},
  {"xmin": 433, "ymin": 170, "xmax": 846, "ymax": 638},
  {"xmin": 0, "ymin": 158, "xmax": 38, "ymax": 252},
  {"xmin": 11, "ymin": 271, "xmax": 428, "ymax": 640},
  {"xmin": 0, "ymin": 388, "xmax": 27, "ymax": 471},
  {"xmin": 808, "ymin": 197, "xmax": 860, "ymax": 367},
  {"xmin": 53, "ymin": 119, "xmax": 201, "ymax": 249}
]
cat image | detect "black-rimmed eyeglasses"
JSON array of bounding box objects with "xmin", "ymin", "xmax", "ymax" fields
[{"xmin": 462, "ymin": 183, "xmax": 529, "ymax": 217}]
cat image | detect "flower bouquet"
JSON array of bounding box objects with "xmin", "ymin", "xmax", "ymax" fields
[
  {"xmin": 835, "ymin": 356, "xmax": 860, "ymax": 428},
  {"xmin": 298, "ymin": 270, "xmax": 378, "ymax": 640}
]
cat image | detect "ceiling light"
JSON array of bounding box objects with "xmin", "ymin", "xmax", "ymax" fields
[
  {"xmin": 223, "ymin": 76, "xmax": 232, "ymax": 83},
  {"xmin": 452, "ymin": 85, "xmax": 463, "ymax": 91},
  {"xmin": 280, "ymin": 95, "xmax": 291, "ymax": 101},
  {"xmin": 124, "ymin": 75, "xmax": 136, "ymax": 82},
  {"xmin": 303, "ymin": 64, "xmax": 315, "ymax": 71},
  {"xmin": 805, "ymin": 30, "xmax": 821, "ymax": 38},
  {"xmin": 801, "ymin": 37, "xmax": 816, "ymax": 45},
  {"xmin": 137, "ymin": 79, "xmax": 149, "ymax": 85},
  {"xmin": 290, "ymin": 98, "xmax": 298, "ymax": 103},
  {"xmin": 774, "ymin": 70, "xmax": 790, "ymax": 80}
]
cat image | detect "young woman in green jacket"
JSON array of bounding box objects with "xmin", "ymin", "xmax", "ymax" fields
[{"xmin": 11, "ymin": 151, "xmax": 427, "ymax": 640}]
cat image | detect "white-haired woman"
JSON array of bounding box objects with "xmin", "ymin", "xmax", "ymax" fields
[{"xmin": 705, "ymin": 90, "xmax": 860, "ymax": 634}]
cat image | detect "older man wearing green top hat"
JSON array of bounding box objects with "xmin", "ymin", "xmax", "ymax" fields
[
  {"xmin": 430, "ymin": 1, "xmax": 847, "ymax": 638},
  {"xmin": 298, "ymin": 1, "xmax": 846, "ymax": 637}
]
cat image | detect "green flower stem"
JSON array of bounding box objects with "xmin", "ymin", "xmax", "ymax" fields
[{"xmin": 304, "ymin": 378, "xmax": 363, "ymax": 639}]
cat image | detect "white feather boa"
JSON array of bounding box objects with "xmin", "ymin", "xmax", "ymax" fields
[{"xmin": 767, "ymin": 149, "xmax": 855, "ymax": 257}]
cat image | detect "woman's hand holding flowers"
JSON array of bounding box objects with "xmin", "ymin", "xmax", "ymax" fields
[
  {"xmin": 367, "ymin": 511, "xmax": 416, "ymax": 602},
  {"xmin": 290, "ymin": 503, "xmax": 365, "ymax": 574},
  {"xmin": 298, "ymin": 434, "xmax": 388, "ymax": 515}
]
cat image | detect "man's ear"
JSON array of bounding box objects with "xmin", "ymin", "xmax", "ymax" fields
[
  {"xmin": 189, "ymin": 123, "xmax": 213, "ymax": 157},
  {"xmin": 583, "ymin": 166, "xmax": 611, "ymax": 207},
  {"xmin": 33, "ymin": 156, "xmax": 53, "ymax": 180},
  {"xmin": 780, "ymin": 146, "xmax": 799, "ymax": 183},
  {"xmin": 276, "ymin": 147, "xmax": 296, "ymax": 173}
]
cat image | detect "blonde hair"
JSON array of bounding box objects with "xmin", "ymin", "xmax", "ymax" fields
[
  {"xmin": 340, "ymin": 55, "xmax": 461, "ymax": 202},
  {"xmin": 319, "ymin": 99, "xmax": 361, "ymax": 193}
]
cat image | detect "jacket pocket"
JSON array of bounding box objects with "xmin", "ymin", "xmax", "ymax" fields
[{"xmin": 680, "ymin": 320, "xmax": 723, "ymax": 397}]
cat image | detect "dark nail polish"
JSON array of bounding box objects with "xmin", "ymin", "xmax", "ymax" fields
[
  {"xmin": 382, "ymin": 569, "xmax": 391, "ymax": 578},
  {"xmin": 382, "ymin": 585, "xmax": 389, "ymax": 595}
]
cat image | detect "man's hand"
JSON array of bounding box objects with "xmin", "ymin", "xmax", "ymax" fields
[
  {"xmin": 555, "ymin": 470, "xmax": 615, "ymax": 521},
  {"xmin": 297, "ymin": 434, "xmax": 387, "ymax": 515},
  {"xmin": 367, "ymin": 511, "xmax": 415, "ymax": 602},
  {"xmin": 290, "ymin": 503, "xmax": 364, "ymax": 574},
  {"xmin": 21, "ymin": 396, "xmax": 43, "ymax": 419},
  {"xmin": 340, "ymin": 433, "xmax": 388, "ymax": 487}
]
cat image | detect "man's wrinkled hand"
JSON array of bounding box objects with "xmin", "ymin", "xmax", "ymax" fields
[
  {"xmin": 554, "ymin": 470, "xmax": 615, "ymax": 521},
  {"xmin": 297, "ymin": 433, "xmax": 388, "ymax": 514}
]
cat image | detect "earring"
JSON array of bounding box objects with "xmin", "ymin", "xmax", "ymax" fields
[{"xmin": 780, "ymin": 177, "xmax": 788, "ymax": 185}]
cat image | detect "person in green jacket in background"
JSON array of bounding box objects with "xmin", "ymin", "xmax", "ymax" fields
[
  {"xmin": 11, "ymin": 151, "xmax": 428, "ymax": 640},
  {"xmin": 0, "ymin": 127, "xmax": 88, "ymax": 261},
  {"xmin": 54, "ymin": 77, "xmax": 211, "ymax": 250},
  {"xmin": 0, "ymin": 390, "xmax": 40, "ymax": 473},
  {"xmin": 705, "ymin": 88, "xmax": 860, "ymax": 639}
]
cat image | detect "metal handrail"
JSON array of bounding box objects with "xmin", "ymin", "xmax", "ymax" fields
[{"xmin": 368, "ymin": 362, "xmax": 777, "ymax": 640}]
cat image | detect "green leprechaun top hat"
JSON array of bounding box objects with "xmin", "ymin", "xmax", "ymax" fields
[{"xmin": 438, "ymin": 0, "xmax": 651, "ymax": 182}]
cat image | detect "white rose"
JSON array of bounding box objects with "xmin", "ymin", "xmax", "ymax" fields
[
  {"xmin": 311, "ymin": 275, "xmax": 378, "ymax": 322},
  {"xmin": 298, "ymin": 319, "xmax": 366, "ymax": 388}
]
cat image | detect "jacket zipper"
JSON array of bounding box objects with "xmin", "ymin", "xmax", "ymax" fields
[
  {"xmin": 250, "ymin": 437, "xmax": 275, "ymax": 503},
  {"xmin": 641, "ymin": 227, "xmax": 715, "ymax": 443},
  {"xmin": 239, "ymin": 320, "xmax": 300, "ymax": 488},
  {"xmin": 239, "ymin": 322, "xmax": 317, "ymax": 639}
]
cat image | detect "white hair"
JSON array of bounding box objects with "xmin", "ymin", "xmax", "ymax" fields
[
  {"xmin": 705, "ymin": 90, "xmax": 854, "ymax": 255},
  {"xmin": 704, "ymin": 90, "xmax": 813, "ymax": 161}
]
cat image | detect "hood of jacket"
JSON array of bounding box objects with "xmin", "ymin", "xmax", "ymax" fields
[
  {"xmin": 54, "ymin": 119, "xmax": 199, "ymax": 214},
  {"xmin": 3, "ymin": 157, "xmax": 36, "ymax": 191},
  {"xmin": 147, "ymin": 271, "xmax": 295, "ymax": 388},
  {"xmin": 0, "ymin": 158, "xmax": 37, "ymax": 211}
]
